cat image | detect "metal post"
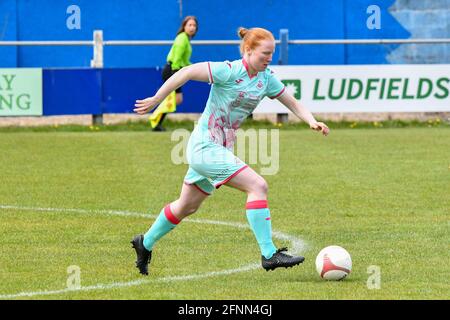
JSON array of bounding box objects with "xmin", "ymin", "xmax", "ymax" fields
[
  {"xmin": 91, "ymin": 30, "xmax": 104, "ymax": 68},
  {"xmin": 276, "ymin": 113, "xmax": 289, "ymax": 123},
  {"xmin": 277, "ymin": 29, "xmax": 289, "ymax": 124},
  {"xmin": 278, "ymin": 29, "xmax": 289, "ymax": 65},
  {"xmin": 91, "ymin": 30, "xmax": 104, "ymax": 125}
]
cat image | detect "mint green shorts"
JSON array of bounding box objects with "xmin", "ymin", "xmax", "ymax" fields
[{"xmin": 183, "ymin": 137, "xmax": 248, "ymax": 195}]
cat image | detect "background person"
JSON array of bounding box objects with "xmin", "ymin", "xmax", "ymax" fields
[{"xmin": 149, "ymin": 16, "xmax": 198, "ymax": 131}]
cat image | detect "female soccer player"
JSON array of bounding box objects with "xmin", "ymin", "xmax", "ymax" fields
[
  {"xmin": 150, "ymin": 16, "xmax": 198, "ymax": 131},
  {"xmin": 132, "ymin": 27, "xmax": 329, "ymax": 275}
]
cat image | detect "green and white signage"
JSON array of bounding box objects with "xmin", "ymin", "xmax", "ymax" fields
[
  {"xmin": 256, "ymin": 65, "xmax": 450, "ymax": 113},
  {"xmin": 0, "ymin": 68, "xmax": 43, "ymax": 116}
]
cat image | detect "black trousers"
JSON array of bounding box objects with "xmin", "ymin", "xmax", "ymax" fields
[
  {"xmin": 162, "ymin": 63, "xmax": 182, "ymax": 93},
  {"xmin": 155, "ymin": 63, "xmax": 182, "ymax": 128}
]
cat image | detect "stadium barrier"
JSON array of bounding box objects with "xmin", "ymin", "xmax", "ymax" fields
[
  {"xmin": 0, "ymin": 68, "xmax": 210, "ymax": 120},
  {"xmin": 1, "ymin": 30, "xmax": 449, "ymax": 125}
]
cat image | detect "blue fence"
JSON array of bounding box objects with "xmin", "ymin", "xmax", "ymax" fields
[
  {"xmin": 0, "ymin": 0, "xmax": 416, "ymax": 68},
  {"xmin": 2, "ymin": 0, "xmax": 449, "ymax": 117},
  {"xmin": 42, "ymin": 68, "xmax": 209, "ymax": 115}
]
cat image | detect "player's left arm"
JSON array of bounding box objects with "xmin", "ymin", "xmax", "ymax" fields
[{"xmin": 277, "ymin": 93, "xmax": 330, "ymax": 136}]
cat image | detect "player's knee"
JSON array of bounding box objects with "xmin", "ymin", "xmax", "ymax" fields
[{"xmin": 252, "ymin": 176, "xmax": 268, "ymax": 196}]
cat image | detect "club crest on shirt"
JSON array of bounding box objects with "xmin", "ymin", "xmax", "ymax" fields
[{"xmin": 256, "ymin": 80, "xmax": 264, "ymax": 89}]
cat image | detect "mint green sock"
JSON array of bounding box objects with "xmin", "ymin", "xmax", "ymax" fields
[
  {"xmin": 143, "ymin": 204, "xmax": 179, "ymax": 251},
  {"xmin": 246, "ymin": 200, "xmax": 277, "ymax": 259}
]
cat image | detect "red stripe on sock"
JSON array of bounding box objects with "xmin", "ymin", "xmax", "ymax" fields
[
  {"xmin": 246, "ymin": 200, "xmax": 268, "ymax": 210},
  {"xmin": 164, "ymin": 204, "xmax": 180, "ymax": 225}
]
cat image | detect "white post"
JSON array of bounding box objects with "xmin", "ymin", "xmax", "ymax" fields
[
  {"xmin": 91, "ymin": 30, "xmax": 104, "ymax": 125},
  {"xmin": 91, "ymin": 30, "xmax": 104, "ymax": 68}
]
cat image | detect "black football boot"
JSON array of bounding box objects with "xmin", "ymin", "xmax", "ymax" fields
[
  {"xmin": 131, "ymin": 234, "xmax": 152, "ymax": 275},
  {"xmin": 262, "ymin": 247, "xmax": 305, "ymax": 271}
]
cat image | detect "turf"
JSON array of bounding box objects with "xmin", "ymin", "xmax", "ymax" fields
[{"xmin": 0, "ymin": 127, "xmax": 448, "ymax": 299}]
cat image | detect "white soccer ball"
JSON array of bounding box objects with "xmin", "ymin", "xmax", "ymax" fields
[{"xmin": 315, "ymin": 245, "xmax": 352, "ymax": 280}]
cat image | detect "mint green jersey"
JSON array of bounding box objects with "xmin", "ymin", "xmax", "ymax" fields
[
  {"xmin": 192, "ymin": 59, "xmax": 286, "ymax": 150},
  {"xmin": 184, "ymin": 59, "xmax": 286, "ymax": 194}
]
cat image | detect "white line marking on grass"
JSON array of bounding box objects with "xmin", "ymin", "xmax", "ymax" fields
[{"xmin": 0, "ymin": 204, "xmax": 308, "ymax": 299}]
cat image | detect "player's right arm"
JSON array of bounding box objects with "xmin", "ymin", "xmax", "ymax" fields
[{"xmin": 134, "ymin": 62, "xmax": 209, "ymax": 114}]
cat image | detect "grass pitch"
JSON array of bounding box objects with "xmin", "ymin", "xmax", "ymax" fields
[{"xmin": 0, "ymin": 126, "xmax": 448, "ymax": 299}]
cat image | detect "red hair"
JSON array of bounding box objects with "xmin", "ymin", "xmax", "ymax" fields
[{"xmin": 237, "ymin": 27, "xmax": 275, "ymax": 55}]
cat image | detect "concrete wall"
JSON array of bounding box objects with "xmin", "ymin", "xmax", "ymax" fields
[{"xmin": 388, "ymin": 0, "xmax": 450, "ymax": 63}]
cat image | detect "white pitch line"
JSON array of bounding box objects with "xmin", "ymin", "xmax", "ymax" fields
[
  {"xmin": 0, "ymin": 204, "xmax": 308, "ymax": 299},
  {"xmin": 0, "ymin": 264, "xmax": 261, "ymax": 299}
]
